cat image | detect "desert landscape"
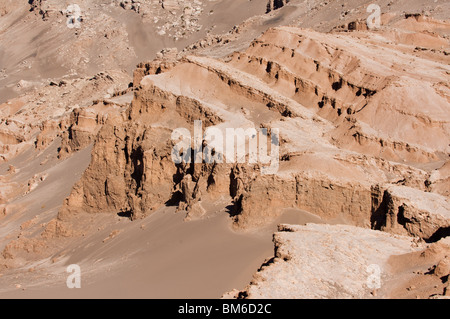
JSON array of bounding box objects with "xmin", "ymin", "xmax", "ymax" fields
[{"xmin": 0, "ymin": 0, "xmax": 449, "ymax": 299}]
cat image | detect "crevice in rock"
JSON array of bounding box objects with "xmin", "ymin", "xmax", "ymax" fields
[{"xmin": 397, "ymin": 205, "xmax": 410, "ymax": 226}]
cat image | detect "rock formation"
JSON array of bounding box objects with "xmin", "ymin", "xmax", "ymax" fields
[
  {"xmin": 55, "ymin": 19, "xmax": 449, "ymax": 238},
  {"xmin": 0, "ymin": 0, "xmax": 448, "ymax": 299},
  {"xmin": 225, "ymin": 224, "xmax": 450, "ymax": 299}
]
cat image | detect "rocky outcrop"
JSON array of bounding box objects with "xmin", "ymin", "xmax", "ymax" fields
[
  {"xmin": 226, "ymin": 223, "xmax": 421, "ymax": 299},
  {"xmin": 0, "ymin": 1, "xmax": 449, "ymax": 298},
  {"xmin": 161, "ymin": 0, "xmax": 180, "ymax": 11},
  {"xmin": 116, "ymin": 0, "xmax": 207, "ymax": 40},
  {"xmin": 228, "ymin": 26, "xmax": 449, "ymax": 157},
  {"xmin": 230, "ymin": 167, "xmax": 374, "ymax": 229},
  {"xmin": 28, "ymin": 0, "xmax": 62, "ymax": 20},
  {"xmin": 133, "ymin": 48, "xmax": 179, "ymax": 86},
  {"xmin": 55, "ymin": 24, "xmax": 449, "ymax": 235},
  {"xmin": 119, "ymin": 0, "xmax": 142, "ymax": 13},
  {"xmin": 371, "ymin": 185, "xmax": 450, "ymax": 241}
]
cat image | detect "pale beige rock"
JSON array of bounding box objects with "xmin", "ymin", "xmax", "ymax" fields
[{"xmin": 434, "ymin": 257, "xmax": 450, "ymax": 278}]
